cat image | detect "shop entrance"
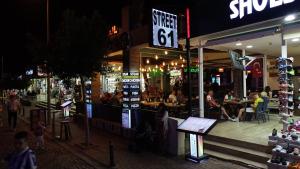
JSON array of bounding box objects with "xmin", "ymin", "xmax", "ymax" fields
[{"xmin": 201, "ymin": 29, "xmax": 300, "ymax": 145}]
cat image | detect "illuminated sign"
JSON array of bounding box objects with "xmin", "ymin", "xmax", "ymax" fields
[
  {"xmin": 152, "ymin": 9, "xmax": 178, "ymax": 48},
  {"xmin": 230, "ymin": 0, "xmax": 295, "ymax": 19},
  {"xmin": 184, "ymin": 67, "xmax": 199, "ymax": 73},
  {"xmin": 26, "ymin": 69, "xmax": 33, "ymax": 76},
  {"xmin": 122, "ymin": 72, "xmax": 140, "ymax": 129}
]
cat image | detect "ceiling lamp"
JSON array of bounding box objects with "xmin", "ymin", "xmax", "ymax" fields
[
  {"xmin": 236, "ymin": 42, "xmax": 242, "ymax": 46},
  {"xmin": 162, "ymin": 62, "xmax": 165, "ymax": 66},
  {"xmin": 155, "ymin": 55, "xmax": 158, "ymax": 60},
  {"xmin": 164, "ymin": 51, "xmax": 168, "ymax": 55},
  {"xmin": 284, "ymin": 14, "xmax": 296, "ymax": 22},
  {"xmin": 292, "ymin": 38, "xmax": 300, "ymax": 42},
  {"xmin": 246, "ymin": 45, "xmax": 253, "ymax": 49},
  {"xmin": 146, "ymin": 59, "xmax": 150, "ymax": 64}
]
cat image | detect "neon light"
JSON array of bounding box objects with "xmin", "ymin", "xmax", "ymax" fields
[{"xmin": 186, "ymin": 8, "xmax": 190, "ymax": 38}]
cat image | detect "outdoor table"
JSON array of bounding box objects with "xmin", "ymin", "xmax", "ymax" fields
[
  {"xmin": 140, "ymin": 101, "xmax": 161, "ymax": 108},
  {"xmin": 164, "ymin": 103, "xmax": 186, "ymax": 117}
]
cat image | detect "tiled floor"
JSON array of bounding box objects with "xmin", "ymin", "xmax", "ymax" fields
[{"xmin": 209, "ymin": 114, "xmax": 286, "ymax": 145}]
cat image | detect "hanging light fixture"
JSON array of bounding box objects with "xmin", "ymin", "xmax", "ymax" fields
[
  {"xmin": 146, "ymin": 59, "xmax": 150, "ymax": 64},
  {"xmin": 162, "ymin": 62, "xmax": 166, "ymax": 66},
  {"xmin": 155, "ymin": 55, "xmax": 158, "ymax": 60}
]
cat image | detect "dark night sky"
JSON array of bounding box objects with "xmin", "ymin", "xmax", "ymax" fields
[{"xmin": 2, "ymin": 0, "xmax": 300, "ymax": 77}]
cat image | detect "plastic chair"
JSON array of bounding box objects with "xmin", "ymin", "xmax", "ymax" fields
[
  {"xmin": 255, "ymin": 102, "xmax": 266, "ymax": 124},
  {"xmin": 262, "ymin": 97, "xmax": 270, "ymax": 121}
]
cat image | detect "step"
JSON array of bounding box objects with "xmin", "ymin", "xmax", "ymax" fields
[
  {"xmin": 204, "ymin": 140, "xmax": 271, "ymax": 164},
  {"xmin": 206, "ymin": 134, "xmax": 272, "ymax": 153},
  {"xmin": 204, "ymin": 149, "xmax": 267, "ymax": 169}
]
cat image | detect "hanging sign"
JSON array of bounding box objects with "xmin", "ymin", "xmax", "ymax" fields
[
  {"xmin": 230, "ymin": 0, "xmax": 295, "ymax": 19},
  {"xmin": 152, "ymin": 9, "xmax": 178, "ymax": 48}
]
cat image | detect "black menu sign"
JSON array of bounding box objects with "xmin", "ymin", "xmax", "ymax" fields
[{"xmin": 122, "ymin": 72, "xmax": 140, "ymax": 128}]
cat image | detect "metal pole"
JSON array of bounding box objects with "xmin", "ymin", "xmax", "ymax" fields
[
  {"xmin": 1, "ymin": 56, "xmax": 3, "ymax": 79},
  {"xmin": 186, "ymin": 8, "xmax": 192, "ymax": 116},
  {"xmin": 109, "ymin": 141, "xmax": 116, "ymax": 167},
  {"xmin": 198, "ymin": 46, "xmax": 204, "ymax": 118},
  {"xmin": 263, "ymin": 55, "xmax": 268, "ymax": 88},
  {"xmin": 242, "ymin": 50, "xmax": 247, "ymax": 98},
  {"xmin": 46, "ymin": 0, "xmax": 51, "ymax": 126}
]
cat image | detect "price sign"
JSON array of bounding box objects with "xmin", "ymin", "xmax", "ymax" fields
[
  {"xmin": 152, "ymin": 9, "xmax": 178, "ymax": 48},
  {"xmin": 122, "ymin": 72, "xmax": 140, "ymax": 128}
]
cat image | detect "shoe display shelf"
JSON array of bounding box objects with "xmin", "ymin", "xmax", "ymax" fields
[
  {"xmin": 267, "ymin": 57, "xmax": 297, "ymax": 169},
  {"xmin": 277, "ymin": 57, "xmax": 295, "ymax": 130},
  {"xmin": 267, "ymin": 160, "xmax": 290, "ymax": 169}
]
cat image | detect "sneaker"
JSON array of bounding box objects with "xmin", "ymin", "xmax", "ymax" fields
[
  {"xmin": 294, "ymin": 148, "xmax": 300, "ymax": 155},
  {"xmin": 285, "ymin": 96, "xmax": 293, "ymax": 102},
  {"xmin": 277, "ymin": 57, "xmax": 294, "ymax": 63},
  {"xmin": 288, "ymin": 69, "xmax": 295, "ymax": 76},
  {"xmin": 272, "ymin": 128, "xmax": 277, "ymax": 136},
  {"xmin": 279, "ymin": 83, "xmax": 289, "ymax": 88}
]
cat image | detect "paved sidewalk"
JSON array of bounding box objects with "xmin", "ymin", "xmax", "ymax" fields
[
  {"xmin": 0, "ymin": 108, "xmax": 103, "ymax": 169},
  {"xmin": 18, "ymin": 101, "xmax": 251, "ymax": 169}
]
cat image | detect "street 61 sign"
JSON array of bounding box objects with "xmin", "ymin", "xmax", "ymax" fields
[{"xmin": 152, "ymin": 9, "xmax": 178, "ymax": 48}]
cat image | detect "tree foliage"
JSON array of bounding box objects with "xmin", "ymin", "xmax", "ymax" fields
[{"xmin": 51, "ymin": 10, "xmax": 108, "ymax": 79}]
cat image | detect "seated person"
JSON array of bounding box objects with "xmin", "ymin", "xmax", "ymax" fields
[
  {"xmin": 206, "ymin": 90, "xmax": 232, "ymax": 120},
  {"xmin": 224, "ymin": 90, "xmax": 238, "ymax": 103},
  {"xmin": 176, "ymin": 90, "xmax": 186, "ymax": 104},
  {"xmin": 223, "ymin": 90, "xmax": 242, "ymax": 117},
  {"xmin": 235, "ymin": 93, "xmax": 263, "ymax": 122},
  {"xmin": 168, "ymin": 90, "xmax": 177, "ymax": 103},
  {"xmin": 261, "ymin": 86, "xmax": 272, "ymax": 98}
]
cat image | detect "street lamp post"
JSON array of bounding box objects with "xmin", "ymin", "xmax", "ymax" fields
[{"xmin": 45, "ymin": 0, "xmax": 52, "ymax": 135}]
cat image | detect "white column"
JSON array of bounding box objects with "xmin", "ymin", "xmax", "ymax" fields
[
  {"xmin": 263, "ymin": 55, "xmax": 268, "ymax": 88},
  {"xmin": 281, "ymin": 33, "xmax": 288, "ymax": 58},
  {"xmin": 198, "ymin": 45, "xmax": 204, "ymax": 118},
  {"xmin": 242, "ymin": 49, "xmax": 247, "ymax": 98}
]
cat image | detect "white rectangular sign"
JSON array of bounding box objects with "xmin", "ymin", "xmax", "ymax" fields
[
  {"xmin": 152, "ymin": 9, "xmax": 178, "ymax": 48},
  {"xmin": 190, "ymin": 134, "xmax": 197, "ymax": 158},
  {"xmin": 177, "ymin": 117, "xmax": 217, "ymax": 134}
]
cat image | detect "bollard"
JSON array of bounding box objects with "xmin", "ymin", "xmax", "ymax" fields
[{"xmin": 109, "ymin": 141, "xmax": 116, "ymax": 168}]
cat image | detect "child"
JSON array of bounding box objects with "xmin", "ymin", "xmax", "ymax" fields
[
  {"xmin": 34, "ymin": 121, "xmax": 46, "ymax": 149},
  {"xmin": 5, "ymin": 131, "xmax": 37, "ymax": 169}
]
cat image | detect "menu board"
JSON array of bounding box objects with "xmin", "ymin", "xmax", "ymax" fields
[
  {"xmin": 122, "ymin": 72, "xmax": 140, "ymax": 128},
  {"xmin": 177, "ymin": 117, "xmax": 217, "ymax": 135},
  {"xmin": 85, "ymin": 81, "xmax": 93, "ymax": 118}
]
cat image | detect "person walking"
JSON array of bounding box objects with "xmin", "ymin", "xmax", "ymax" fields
[
  {"xmin": 7, "ymin": 94, "xmax": 21, "ymax": 131},
  {"xmin": 5, "ymin": 131, "xmax": 37, "ymax": 169}
]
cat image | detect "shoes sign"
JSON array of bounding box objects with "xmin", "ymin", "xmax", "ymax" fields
[
  {"xmin": 230, "ymin": 0, "xmax": 295, "ymax": 19},
  {"xmin": 152, "ymin": 9, "xmax": 178, "ymax": 48}
]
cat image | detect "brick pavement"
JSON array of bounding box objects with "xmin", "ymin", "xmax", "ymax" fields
[
  {"xmin": 14, "ymin": 101, "xmax": 251, "ymax": 169},
  {"xmin": 0, "ymin": 108, "xmax": 103, "ymax": 169}
]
